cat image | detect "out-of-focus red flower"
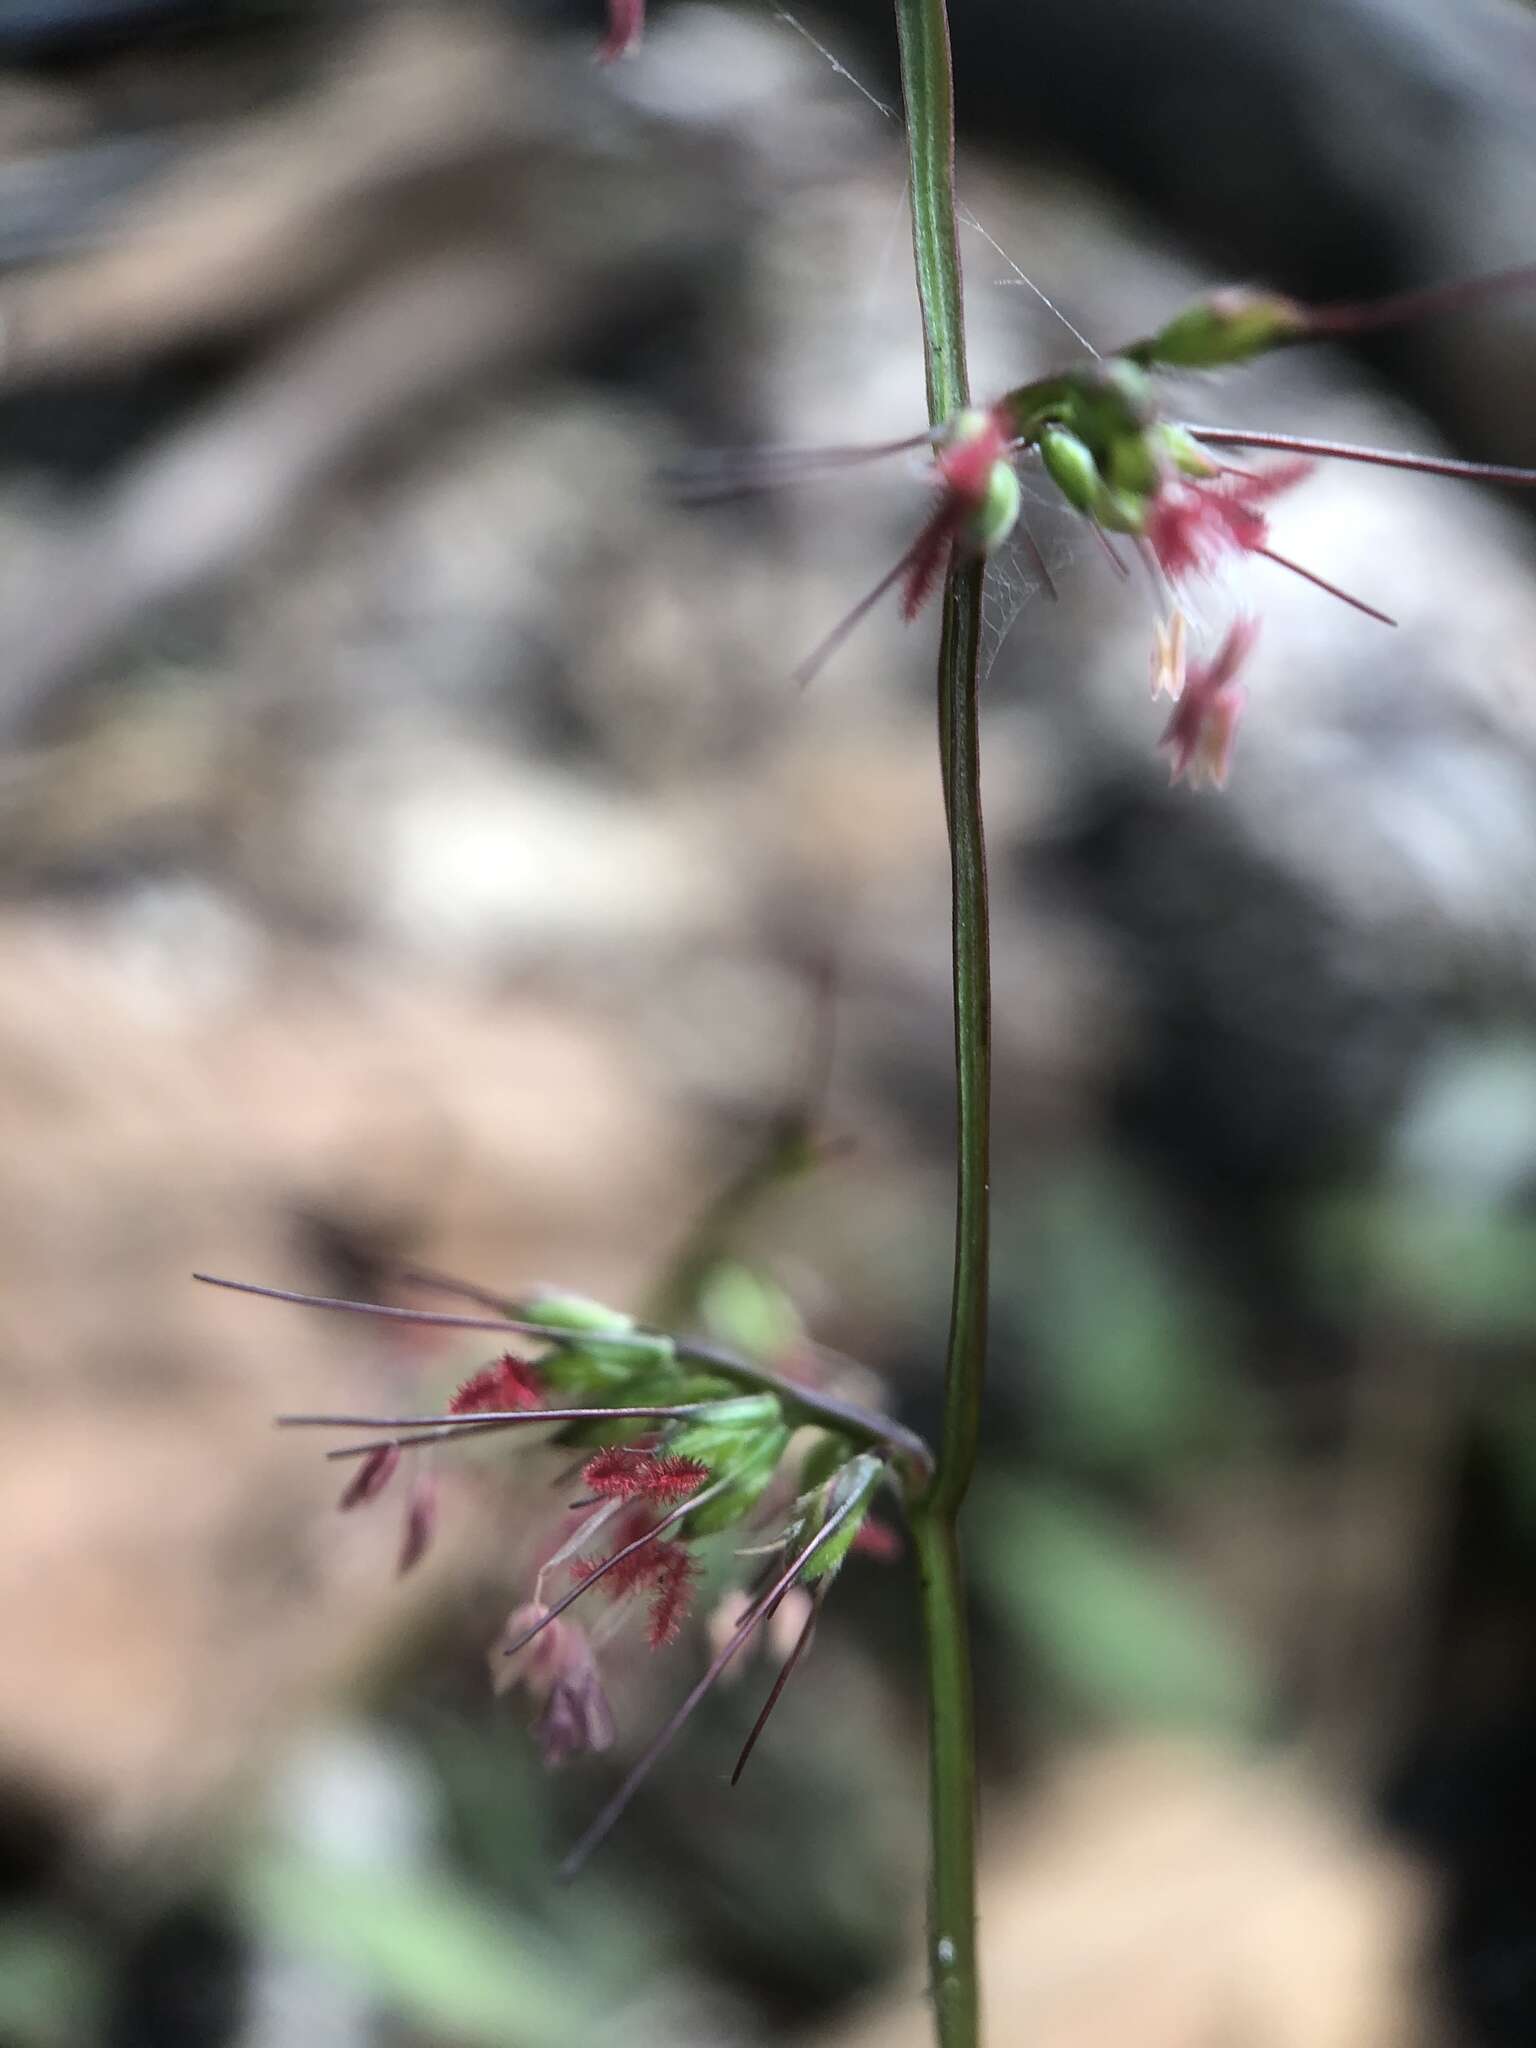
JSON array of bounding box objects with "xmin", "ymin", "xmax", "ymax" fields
[
  {"xmin": 900, "ymin": 408, "xmax": 1012, "ymax": 620},
  {"xmin": 492, "ymin": 1601, "xmax": 616, "ymax": 1766},
  {"xmin": 1144, "ymin": 460, "xmax": 1311, "ymax": 581},
  {"xmin": 598, "ymin": 0, "xmax": 644, "ymax": 62},
  {"xmin": 1159, "ymin": 617, "xmax": 1259, "ymax": 790},
  {"xmin": 851, "ymin": 1515, "xmax": 903, "ymax": 1561}
]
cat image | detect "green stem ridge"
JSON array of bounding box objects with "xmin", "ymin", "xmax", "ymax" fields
[
  {"xmin": 927, "ymin": 559, "xmax": 990, "ymax": 1518},
  {"xmin": 912, "ymin": 1509, "xmax": 981, "ymax": 2048},
  {"xmin": 894, "ymin": 0, "xmax": 969, "ymax": 423},
  {"xmin": 893, "ymin": 1, "xmax": 990, "ymax": 2043}
]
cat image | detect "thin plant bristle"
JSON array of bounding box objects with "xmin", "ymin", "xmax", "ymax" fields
[
  {"xmin": 668, "ymin": 430, "xmax": 937, "ymax": 503},
  {"xmin": 1254, "ymin": 544, "xmax": 1396, "ymax": 625},
  {"xmin": 538, "ymin": 1499, "xmax": 625, "ymax": 1582},
  {"xmin": 730, "ymin": 1586, "xmax": 824, "ymax": 1787},
  {"xmin": 1182, "ymin": 425, "xmax": 1536, "ymax": 490},
  {"xmin": 1088, "ymin": 522, "xmax": 1131, "ymax": 580},
  {"xmin": 391, "ymin": 1263, "xmax": 523, "ymax": 1316},
  {"xmin": 279, "ymin": 1405, "xmax": 708, "ymax": 1432},
  {"xmin": 792, "ymin": 540, "xmax": 925, "ymax": 689},
  {"xmin": 556, "ymin": 1467, "xmax": 882, "ymax": 1881},
  {"xmin": 1019, "ymin": 521, "xmax": 1059, "ymax": 602},
  {"xmin": 196, "ymin": 1270, "xmax": 607, "ymax": 1347},
  {"xmin": 1307, "ymin": 262, "xmax": 1536, "ymax": 340},
  {"xmin": 283, "ymin": 1405, "xmax": 716, "ymax": 1464}
]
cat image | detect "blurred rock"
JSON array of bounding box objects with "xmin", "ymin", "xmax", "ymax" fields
[
  {"xmin": 0, "ymin": 905, "xmax": 691, "ymax": 1844},
  {"xmin": 819, "ymin": 1740, "xmax": 1437, "ymax": 2048}
]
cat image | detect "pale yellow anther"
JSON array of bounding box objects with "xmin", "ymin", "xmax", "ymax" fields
[{"xmin": 1150, "ymin": 610, "xmax": 1188, "ymax": 700}]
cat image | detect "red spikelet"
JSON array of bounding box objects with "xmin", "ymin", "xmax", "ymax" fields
[
  {"xmin": 449, "ymin": 1353, "xmax": 543, "ymax": 1415},
  {"xmin": 572, "ymin": 1518, "xmax": 699, "ymax": 1647},
  {"xmin": 646, "ymin": 1546, "xmax": 699, "ymax": 1648},
  {"xmin": 1144, "ymin": 459, "xmax": 1312, "ymax": 580},
  {"xmin": 936, "ymin": 420, "xmax": 1006, "ymax": 501},
  {"xmin": 899, "ymin": 500, "xmax": 964, "ymax": 620},
  {"xmin": 570, "ymin": 1505, "xmax": 664, "ymax": 1598},
  {"xmin": 900, "ymin": 408, "xmax": 1008, "ymax": 618},
  {"xmin": 571, "ymin": 1541, "xmax": 661, "ymax": 1600},
  {"xmin": 581, "ymin": 1448, "xmax": 709, "ymax": 1503}
]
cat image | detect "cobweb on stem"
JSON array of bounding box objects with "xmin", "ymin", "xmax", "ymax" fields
[
  {"xmin": 761, "ymin": 2, "xmax": 1100, "ymax": 684},
  {"xmin": 765, "ymin": 3, "xmax": 1100, "ymax": 363},
  {"xmin": 975, "ymin": 474, "xmax": 1089, "ymax": 682}
]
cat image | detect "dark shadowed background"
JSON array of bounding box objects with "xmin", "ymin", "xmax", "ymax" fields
[{"xmin": 1, "ymin": 2, "xmax": 1534, "ymax": 2043}]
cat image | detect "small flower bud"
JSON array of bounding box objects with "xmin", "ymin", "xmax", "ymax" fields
[
  {"xmin": 397, "ymin": 1472, "xmax": 439, "ymax": 1576},
  {"xmin": 673, "ymin": 1393, "xmax": 784, "ymax": 1438},
  {"xmin": 336, "ymin": 1441, "xmax": 401, "ymax": 1512},
  {"xmin": 1068, "ymin": 358, "xmax": 1156, "ymax": 444},
  {"xmin": 520, "ymin": 1291, "xmax": 638, "ymax": 1336},
  {"xmin": 936, "ymin": 407, "xmax": 1019, "ymax": 558},
  {"xmin": 1095, "ymin": 485, "xmax": 1149, "ymax": 535},
  {"xmin": 1132, "ymin": 287, "xmax": 1307, "ymax": 370},
  {"xmin": 1038, "ymin": 426, "xmax": 1103, "ymax": 515},
  {"xmin": 677, "ymin": 1422, "xmax": 791, "ymax": 1535},
  {"xmin": 799, "ymin": 1452, "xmax": 884, "ymax": 1583},
  {"xmin": 1156, "ymin": 424, "xmax": 1219, "ymax": 478},
  {"xmin": 966, "ymin": 457, "xmax": 1022, "ymax": 555},
  {"xmin": 539, "ymin": 1328, "xmax": 678, "ymax": 1395},
  {"xmin": 1105, "ymin": 428, "xmax": 1162, "ymax": 499},
  {"xmin": 664, "ymin": 1403, "xmax": 782, "ymax": 1478}
]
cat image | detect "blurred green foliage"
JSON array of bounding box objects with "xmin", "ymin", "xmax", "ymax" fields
[
  {"xmin": 237, "ymin": 1847, "xmax": 606, "ymax": 2048},
  {"xmin": 972, "ymin": 1162, "xmax": 1269, "ymax": 1736},
  {"xmin": 0, "ymin": 1914, "xmax": 102, "ymax": 2048},
  {"xmin": 975, "ymin": 1480, "xmax": 1268, "ymax": 1734},
  {"xmin": 1004, "ymin": 1162, "xmax": 1249, "ymax": 1475},
  {"xmin": 1305, "ymin": 1037, "xmax": 1536, "ymax": 1547}
]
